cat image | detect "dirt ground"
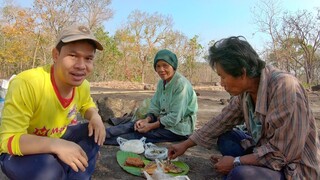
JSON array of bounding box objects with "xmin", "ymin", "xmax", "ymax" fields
[{"xmin": 1, "ymin": 84, "xmax": 319, "ymax": 180}]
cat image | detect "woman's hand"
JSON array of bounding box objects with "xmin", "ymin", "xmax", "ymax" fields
[
  {"xmin": 134, "ymin": 118, "xmax": 149, "ymax": 130},
  {"xmin": 135, "ymin": 118, "xmax": 160, "ymax": 133},
  {"xmin": 135, "ymin": 123, "xmax": 152, "ymax": 133}
]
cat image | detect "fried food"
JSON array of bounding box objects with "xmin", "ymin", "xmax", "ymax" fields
[
  {"xmin": 142, "ymin": 160, "xmax": 183, "ymax": 175},
  {"xmin": 143, "ymin": 161, "xmax": 166, "ymax": 174},
  {"xmin": 163, "ymin": 160, "xmax": 183, "ymax": 173},
  {"xmin": 124, "ymin": 157, "xmax": 145, "ymax": 168}
]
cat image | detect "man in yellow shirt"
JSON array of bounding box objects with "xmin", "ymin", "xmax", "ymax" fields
[{"xmin": 0, "ymin": 24, "xmax": 106, "ymax": 179}]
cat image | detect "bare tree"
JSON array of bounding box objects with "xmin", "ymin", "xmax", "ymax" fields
[
  {"xmin": 77, "ymin": 0, "xmax": 113, "ymax": 30},
  {"xmin": 283, "ymin": 9, "xmax": 320, "ymax": 84},
  {"xmin": 122, "ymin": 10, "xmax": 174, "ymax": 83},
  {"xmin": 33, "ymin": 0, "xmax": 79, "ymax": 38},
  {"xmin": 251, "ymin": 0, "xmax": 283, "ymax": 66},
  {"xmin": 252, "ymin": 0, "xmax": 320, "ymax": 85}
]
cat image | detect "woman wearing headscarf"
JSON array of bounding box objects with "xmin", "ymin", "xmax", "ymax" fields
[{"xmin": 104, "ymin": 49, "xmax": 198, "ymax": 145}]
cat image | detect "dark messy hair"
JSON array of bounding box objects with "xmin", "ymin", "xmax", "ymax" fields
[
  {"xmin": 207, "ymin": 36, "xmax": 265, "ymax": 78},
  {"xmin": 55, "ymin": 39, "xmax": 97, "ymax": 53}
]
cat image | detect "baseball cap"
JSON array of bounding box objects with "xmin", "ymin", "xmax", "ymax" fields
[{"xmin": 56, "ymin": 24, "xmax": 103, "ymax": 50}]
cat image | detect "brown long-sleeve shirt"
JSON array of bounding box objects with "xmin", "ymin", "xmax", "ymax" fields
[{"xmin": 190, "ymin": 65, "xmax": 320, "ymax": 179}]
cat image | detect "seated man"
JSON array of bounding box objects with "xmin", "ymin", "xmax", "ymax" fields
[
  {"xmin": 0, "ymin": 24, "xmax": 106, "ymax": 179},
  {"xmin": 104, "ymin": 49, "xmax": 198, "ymax": 145},
  {"xmin": 168, "ymin": 36, "xmax": 320, "ymax": 180}
]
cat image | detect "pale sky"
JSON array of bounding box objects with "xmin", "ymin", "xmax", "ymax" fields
[{"xmin": 11, "ymin": 0, "xmax": 320, "ymax": 51}]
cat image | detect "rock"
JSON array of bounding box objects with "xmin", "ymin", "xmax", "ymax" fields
[
  {"xmin": 214, "ymin": 82, "xmax": 221, "ymax": 86},
  {"xmin": 143, "ymin": 84, "xmax": 153, "ymax": 90},
  {"xmin": 219, "ymin": 98, "xmax": 229, "ymax": 105},
  {"xmin": 196, "ymin": 91, "xmax": 200, "ymax": 96},
  {"xmin": 311, "ymin": 85, "xmax": 320, "ymax": 91},
  {"xmin": 96, "ymin": 97, "xmax": 139, "ymax": 122}
]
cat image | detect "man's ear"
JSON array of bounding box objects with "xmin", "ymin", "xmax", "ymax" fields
[
  {"xmin": 241, "ymin": 68, "xmax": 247, "ymax": 79},
  {"xmin": 52, "ymin": 48, "xmax": 59, "ymax": 63}
]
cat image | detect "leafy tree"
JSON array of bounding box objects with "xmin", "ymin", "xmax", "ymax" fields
[
  {"xmin": 0, "ymin": 3, "xmax": 37, "ymax": 77},
  {"xmin": 181, "ymin": 35, "xmax": 203, "ymax": 84},
  {"xmin": 89, "ymin": 27, "xmax": 121, "ymax": 82},
  {"xmin": 114, "ymin": 28, "xmax": 142, "ymax": 82}
]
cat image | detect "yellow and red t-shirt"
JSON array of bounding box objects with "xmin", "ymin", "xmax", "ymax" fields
[{"xmin": 0, "ymin": 65, "xmax": 96, "ymax": 155}]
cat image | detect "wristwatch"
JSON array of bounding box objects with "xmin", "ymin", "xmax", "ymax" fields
[{"xmin": 233, "ymin": 156, "xmax": 241, "ymax": 167}]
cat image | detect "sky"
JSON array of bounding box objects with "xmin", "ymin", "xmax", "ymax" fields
[{"xmin": 12, "ymin": 0, "xmax": 320, "ymax": 51}]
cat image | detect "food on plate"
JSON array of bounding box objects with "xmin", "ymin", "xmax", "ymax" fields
[
  {"xmin": 163, "ymin": 160, "xmax": 183, "ymax": 173},
  {"xmin": 124, "ymin": 157, "xmax": 145, "ymax": 168},
  {"xmin": 144, "ymin": 145, "xmax": 168, "ymax": 160},
  {"xmin": 150, "ymin": 149, "xmax": 165, "ymax": 154},
  {"xmin": 142, "ymin": 160, "xmax": 183, "ymax": 175},
  {"xmin": 143, "ymin": 161, "xmax": 166, "ymax": 174}
]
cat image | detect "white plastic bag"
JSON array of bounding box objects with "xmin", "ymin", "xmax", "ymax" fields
[
  {"xmin": 0, "ymin": 88, "xmax": 6, "ymax": 100},
  {"xmin": 144, "ymin": 143, "xmax": 168, "ymax": 160},
  {"xmin": 1, "ymin": 74, "xmax": 16, "ymax": 90},
  {"xmin": 143, "ymin": 159, "xmax": 190, "ymax": 180},
  {"xmin": 117, "ymin": 137, "xmax": 146, "ymax": 154}
]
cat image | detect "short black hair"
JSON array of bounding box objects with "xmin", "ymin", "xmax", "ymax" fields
[{"xmin": 208, "ymin": 36, "xmax": 265, "ymax": 78}]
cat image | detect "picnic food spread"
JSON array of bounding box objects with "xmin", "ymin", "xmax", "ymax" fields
[{"xmin": 116, "ymin": 148, "xmax": 189, "ymax": 177}]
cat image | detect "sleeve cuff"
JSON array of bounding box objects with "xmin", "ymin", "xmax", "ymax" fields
[{"xmin": 147, "ymin": 113, "xmax": 157, "ymax": 122}]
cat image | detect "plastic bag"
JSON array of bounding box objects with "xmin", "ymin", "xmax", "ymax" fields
[
  {"xmin": 117, "ymin": 137, "xmax": 146, "ymax": 154},
  {"xmin": 1, "ymin": 74, "xmax": 16, "ymax": 90},
  {"xmin": 0, "ymin": 88, "xmax": 7, "ymax": 100},
  {"xmin": 144, "ymin": 143, "xmax": 168, "ymax": 160},
  {"xmin": 143, "ymin": 159, "xmax": 190, "ymax": 180},
  {"xmin": 131, "ymin": 98, "xmax": 151, "ymax": 121}
]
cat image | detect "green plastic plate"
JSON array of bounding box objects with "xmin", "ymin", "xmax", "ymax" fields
[{"xmin": 116, "ymin": 150, "xmax": 190, "ymax": 177}]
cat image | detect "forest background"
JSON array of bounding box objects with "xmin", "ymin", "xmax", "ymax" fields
[{"xmin": 0, "ymin": 0, "xmax": 320, "ymax": 87}]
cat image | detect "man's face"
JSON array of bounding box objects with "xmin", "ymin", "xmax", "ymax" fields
[
  {"xmin": 52, "ymin": 41, "xmax": 95, "ymax": 88},
  {"xmin": 155, "ymin": 60, "xmax": 175, "ymax": 81},
  {"xmin": 216, "ymin": 63, "xmax": 245, "ymax": 96}
]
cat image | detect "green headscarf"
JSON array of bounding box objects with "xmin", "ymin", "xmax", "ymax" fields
[{"xmin": 153, "ymin": 49, "xmax": 178, "ymax": 70}]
